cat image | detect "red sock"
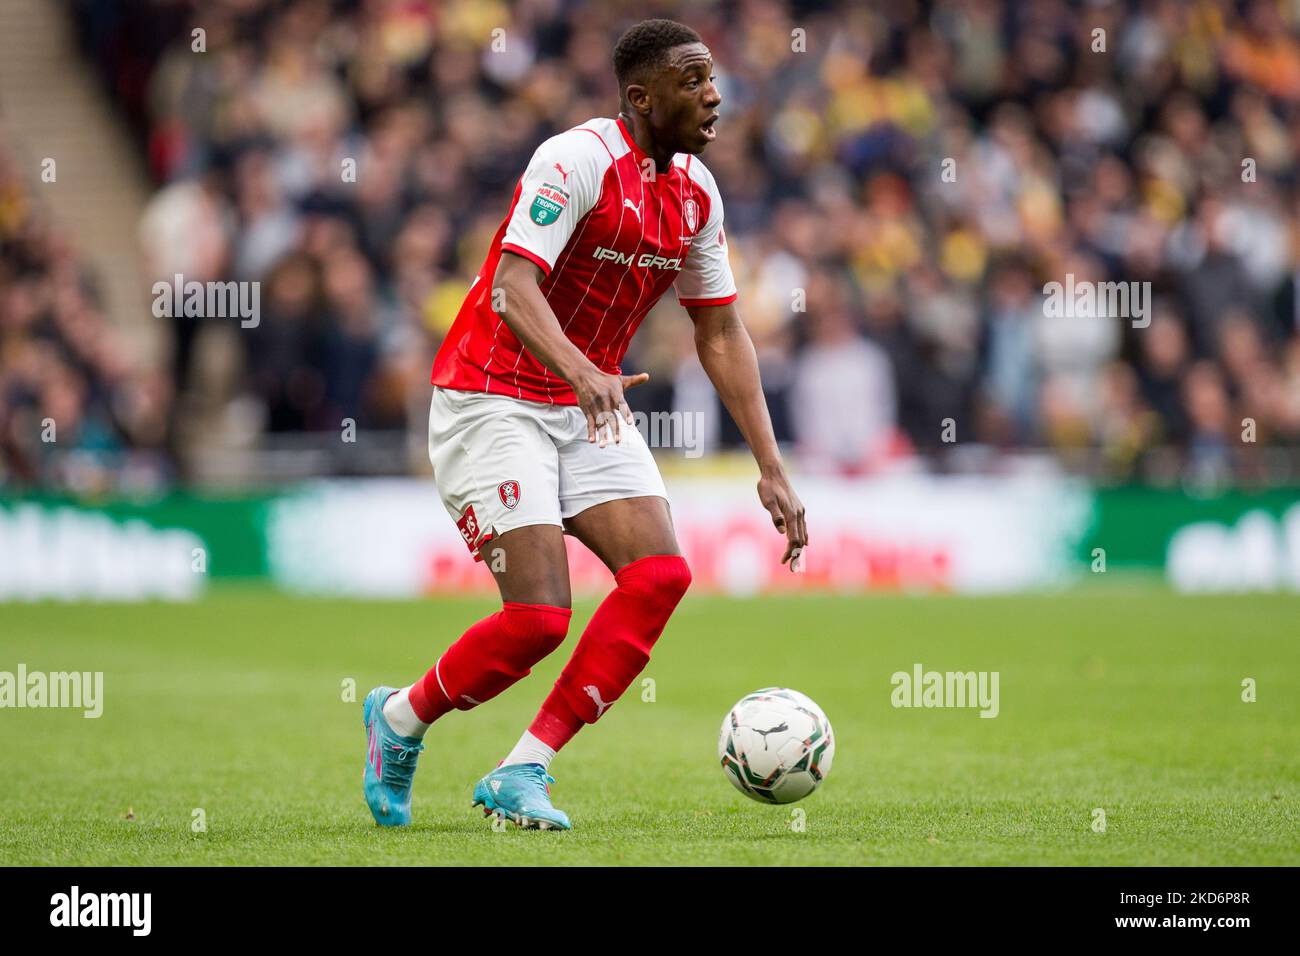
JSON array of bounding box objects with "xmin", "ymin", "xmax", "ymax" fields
[
  {"xmin": 407, "ymin": 665, "xmax": 454, "ymax": 724},
  {"xmin": 528, "ymin": 555, "xmax": 691, "ymax": 750},
  {"xmin": 408, "ymin": 602, "xmax": 571, "ymax": 723},
  {"xmin": 528, "ymin": 684, "xmax": 585, "ymax": 750}
]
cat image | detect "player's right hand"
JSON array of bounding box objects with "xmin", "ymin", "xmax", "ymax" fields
[{"xmin": 570, "ymin": 367, "xmax": 649, "ymax": 447}]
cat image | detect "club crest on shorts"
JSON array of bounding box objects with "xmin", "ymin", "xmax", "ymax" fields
[
  {"xmin": 684, "ymin": 198, "xmax": 699, "ymax": 234},
  {"xmin": 498, "ymin": 480, "xmax": 521, "ymax": 510}
]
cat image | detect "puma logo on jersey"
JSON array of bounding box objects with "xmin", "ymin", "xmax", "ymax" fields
[
  {"xmin": 553, "ymin": 162, "xmax": 571, "ymax": 185},
  {"xmin": 583, "ymin": 684, "xmax": 613, "ymax": 718},
  {"xmin": 622, "ymin": 197, "xmax": 643, "ymax": 223},
  {"xmin": 591, "ymin": 246, "xmax": 684, "ymax": 271}
]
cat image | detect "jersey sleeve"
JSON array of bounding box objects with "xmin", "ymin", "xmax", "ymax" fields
[
  {"xmin": 501, "ymin": 131, "xmax": 605, "ymax": 275},
  {"xmin": 674, "ymin": 170, "xmax": 738, "ymax": 308}
]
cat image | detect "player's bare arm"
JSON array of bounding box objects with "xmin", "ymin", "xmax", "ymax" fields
[
  {"xmin": 688, "ymin": 301, "xmax": 808, "ymax": 567},
  {"xmin": 493, "ymin": 251, "xmax": 647, "ymax": 447}
]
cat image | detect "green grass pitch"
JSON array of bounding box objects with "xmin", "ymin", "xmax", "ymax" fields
[{"xmin": 1, "ymin": 587, "xmax": 1296, "ymax": 865}]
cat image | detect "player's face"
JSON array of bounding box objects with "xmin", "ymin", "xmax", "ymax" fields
[{"xmin": 651, "ymin": 43, "xmax": 721, "ymax": 154}]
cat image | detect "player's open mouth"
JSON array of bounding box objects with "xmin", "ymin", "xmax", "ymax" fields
[{"xmin": 700, "ymin": 115, "xmax": 718, "ymax": 139}]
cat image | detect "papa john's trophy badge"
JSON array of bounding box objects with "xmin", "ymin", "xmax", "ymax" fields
[{"xmin": 498, "ymin": 480, "xmax": 522, "ymax": 510}]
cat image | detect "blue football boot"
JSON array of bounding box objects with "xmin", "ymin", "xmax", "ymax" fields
[
  {"xmin": 472, "ymin": 763, "xmax": 572, "ymax": 830},
  {"xmin": 362, "ymin": 686, "xmax": 424, "ymax": 826}
]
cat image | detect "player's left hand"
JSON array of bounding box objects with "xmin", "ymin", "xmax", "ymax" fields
[{"xmin": 757, "ymin": 467, "xmax": 807, "ymax": 570}]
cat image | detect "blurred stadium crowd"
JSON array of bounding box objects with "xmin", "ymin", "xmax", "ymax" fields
[
  {"xmin": 4, "ymin": 0, "xmax": 1300, "ymax": 491},
  {"xmin": 0, "ymin": 134, "xmax": 174, "ymax": 490}
]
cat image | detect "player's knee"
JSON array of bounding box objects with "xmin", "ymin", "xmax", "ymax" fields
[
  {"xmin": 658, "ymin": 556, "xmax": 692, "ymax": 605},
  {"xmin": 498, "ymin": 602, "xmax": 572, "ymax": 665},
  {"xmin": 615, "ymin": 554, "xmax": 692, "ymax": 610}
]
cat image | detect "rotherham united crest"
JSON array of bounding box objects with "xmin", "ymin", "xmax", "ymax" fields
[
  {"xmin": 683, "ymin": 198, "xmax": 699, "ymax": 235},
  {"xmin": 498, "ymin": 480, "xmax": 521, "ymax": 510}
]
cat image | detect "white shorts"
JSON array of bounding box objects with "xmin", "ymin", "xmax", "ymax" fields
[{"xmin": 427, "ymin": 386, "xmax": 669, "ymax": 560}]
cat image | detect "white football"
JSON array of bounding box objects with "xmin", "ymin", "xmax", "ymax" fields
[{"xmin": 718, "ymin": 687, "xmax": 835, "ymax": 804}]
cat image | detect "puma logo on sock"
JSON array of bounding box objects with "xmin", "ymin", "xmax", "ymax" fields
[{"xmin": 583, "ymin": 684, "xmax": 613, "ymax": 718}]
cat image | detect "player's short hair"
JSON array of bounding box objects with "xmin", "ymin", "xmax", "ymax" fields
[{"xmin": 613, "ymin": 19, "xmax": 703, "ymax": 93}]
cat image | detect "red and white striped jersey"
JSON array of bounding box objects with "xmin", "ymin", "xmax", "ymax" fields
[{"xmin": 430, "ymin": 116, "xmax": 737, "ymax": 405}]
